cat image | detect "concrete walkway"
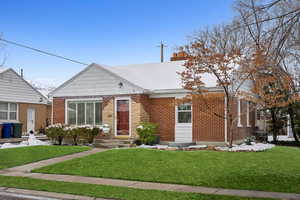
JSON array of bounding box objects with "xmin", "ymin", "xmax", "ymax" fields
[
  {"xmin": 0, "ymin": 186, "xmax": 111, "ymax": 200},
  {"xmin": 1, "ymin": 148, "xmax": 299, "ymax": 200}
]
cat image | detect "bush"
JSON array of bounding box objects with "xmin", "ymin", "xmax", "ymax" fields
[
  {"xmin": 46, "ymin": 124, "xmax": 101, "ymax": 146},
  {"xmin": 82, "ymin": 126, "xmax": 100, "ymax": 144},
  {"xmin": 136, "ymin": 122, "xmax": 158, "ymax": 145},
  {"xmin": 65, "ymin": 126, "xmax": 82, "ymax": 145},
  {"xmin": 244, "ymin": 136, "xmax": 255, "ymax": 145},
  {"xmin": 45, "ymin": 124, "xmax": 65, "ymax": 145}
]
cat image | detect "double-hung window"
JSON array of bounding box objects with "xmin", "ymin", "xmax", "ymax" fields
[
  {"xmin": 67, "ymin": 100, "xmax": 102, "ymax": 126},
  {"xmin": 0, "ymin": 102, "xmax": 18, "ymax": 121},
  {"xmin": 177, "ymin": 103, "xmax": 192, "ymax": 123}
]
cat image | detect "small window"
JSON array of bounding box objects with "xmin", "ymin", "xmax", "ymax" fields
[
  {"xmin": 0, "ymin": 102, "xmax": 17, "ymax": 120},
  {"xmin": 177, "ymin": 103, "xmax": 192, "ymax": 123}
]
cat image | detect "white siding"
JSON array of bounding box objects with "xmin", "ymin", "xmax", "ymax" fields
[
  {"xmin": 52, "ymin": 65, "xmax": 145, "ymax": 97},
  {"xmin": 0, "ymin": 70, "xmax": 47, "ymax": 104},
  {"xmin": 175, "ymin": 124, "xmax": 193, "ymax": 142}
]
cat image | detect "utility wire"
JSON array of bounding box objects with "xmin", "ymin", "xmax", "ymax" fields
[{"xmin": 0, "ymin": 38, "xmax": 89, "ymax": 65}]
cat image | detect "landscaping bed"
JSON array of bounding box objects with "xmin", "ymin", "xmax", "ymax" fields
[
  {"xmin": 0, "ymin": 145, "xmax": 90, "ymax": 169},
  {"xmin": 34, "ymin": 146, "xmax": 300, "ymax": 194}
]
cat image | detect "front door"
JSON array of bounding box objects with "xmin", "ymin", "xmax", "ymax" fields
[
  {"xmin": 116, "ymin": 99, "xmax": 130, "ymax": 136},
  {"xmin": 27, "ymin": 108, "xmax": 35, "ymax": 133}
]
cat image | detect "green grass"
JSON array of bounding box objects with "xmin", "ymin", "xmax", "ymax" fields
[
  {"xmin": 0, "ymin": 145, "xmax": 90, "ymax": 169},
  {"xmin": 34, "ymin": 146, "xmax": 300, "ymax": 194},
  {"xmin": 0, "ymin": 175, "xmax": 273, "ymax": 200}
]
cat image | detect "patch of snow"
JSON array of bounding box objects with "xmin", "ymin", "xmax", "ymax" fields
[
  {"xmin": 156, "ymin": 145, "xmax": 169, "ymax": 150},
  {"xmin": 0, "ymin": 134, "xmax": 49, "ymax": 149},
  {"xmin": 187, "ymin": 145, "xmax": 207, "ymax": 149},
  {"xmin": 138, "ymin": 144, "xmax": 157, "ymax": 149},
  {"xmin": 268, "ymin": 135, "xmax": 295, "ymax": 142},
  {"xmin": 215, "ymin": 143, "xmax": 275, "ymax": 152}
]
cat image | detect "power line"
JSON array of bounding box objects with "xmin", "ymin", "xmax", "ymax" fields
[{"xmin": 0, "ymin": 38, "xmax": 88, "ymax": 65}]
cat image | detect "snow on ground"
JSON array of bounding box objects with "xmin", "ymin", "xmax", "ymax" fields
[
  {"xmin": 0, "ymin": 134, "xmax": 49, "ymax": 149},
  {"xmin": 138, "ymin": 143, "xmax": 276, "ymax": 152},
  {"xmin": 268, "ymin": 135, "xmax": 295, "ymax": 142},
  {"xmin": 138, "ymin": 144, "xmax": 208, "ymax": 150},
  {"xmin": 215, "ymin": 142, "xmax": 275, "ymax": 152}
]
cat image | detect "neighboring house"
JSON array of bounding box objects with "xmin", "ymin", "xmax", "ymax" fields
[
  {"xmin": 50, "ymin": 56, "xmax": 255, "ymax": 144},
  {"xmin": 0, "ymin": 67, "xmax": 49, "ymax": 134}
]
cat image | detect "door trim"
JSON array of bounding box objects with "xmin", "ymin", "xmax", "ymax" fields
[{"xmin": 114, "ymin": 97, "xmax": 131, "ymax": 137}]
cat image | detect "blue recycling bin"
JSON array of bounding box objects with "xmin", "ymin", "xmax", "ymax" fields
[{"xmin": 2, "ymin": 123, "xmax": 13, "ymax": 138}]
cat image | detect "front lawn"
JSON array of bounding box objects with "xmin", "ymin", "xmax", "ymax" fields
[
  {"xmin": 34, "ymin": 146, "xmax": 300, "ymax": 194},
  {"xmin": 0, "ymin": 176, "xmax": 273, "ymax": 200},
  {"xmin": 0, "ymin": 145, "xmax": 90, "ymax": 169}
]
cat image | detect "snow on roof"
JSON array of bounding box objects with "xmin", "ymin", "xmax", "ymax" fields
[{"xmin": 104, "ymin": 61, "xmax": 218, "ymax": 91}]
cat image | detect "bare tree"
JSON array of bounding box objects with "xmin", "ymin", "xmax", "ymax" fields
[
  {"xmin": 234, "ymin": 0, "xmax": 300, "ymax": 141},
  {"xmin": 180, "ymin": 24, "xmax": 260, "ymax": 147}
]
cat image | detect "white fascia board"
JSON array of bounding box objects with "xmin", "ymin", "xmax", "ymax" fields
[{"xmin": 149, "ymin": 87, "xmax": 224, "ymax": 98}]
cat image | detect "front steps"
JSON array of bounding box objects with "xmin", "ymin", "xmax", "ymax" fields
[{"xmin": 94, "ymin": 138, "xmax": 134, "ymax": 148}]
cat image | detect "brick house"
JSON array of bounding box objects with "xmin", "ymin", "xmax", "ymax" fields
[
  {"xmin": 0, "ymin": 67, "xmax": 49, "ymax": 134},
  {"xmin": 50, "ymin": 59, "xmax": 255, "ymax": 144}
]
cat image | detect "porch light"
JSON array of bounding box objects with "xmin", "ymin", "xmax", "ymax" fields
[{"xmin": 118, "ymin": 82, "xmax": 123, "ymax": 88}]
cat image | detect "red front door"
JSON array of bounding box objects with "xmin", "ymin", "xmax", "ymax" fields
[{"xmin": 116, "ymin": 99, "xmax": 129, "ymax": 135}]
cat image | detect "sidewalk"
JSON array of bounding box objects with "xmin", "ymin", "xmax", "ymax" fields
[
  {"xmin": 1, "ymin": 148, "xmax": 300, "ymax": 200},
  {"xmin": 0, "ymin": 186, "xmax": 111, "ymax": 200}
]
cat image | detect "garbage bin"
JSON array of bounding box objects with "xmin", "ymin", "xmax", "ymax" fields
[
  {"xmin": 2, "ymin": 123, "xmax": 13, "ymax": 138},
  {"xmin": 12, "ymin": 123, "xmax": 22, "ymax": 138},
  {"xmin": 0, "ymin": 124, "xmax": 3, "ymax": 138}
]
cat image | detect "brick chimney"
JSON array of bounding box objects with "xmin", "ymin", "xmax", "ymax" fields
[{"xmin": 170, "ymin": 51, "xmax": 188, "ymax": 61}]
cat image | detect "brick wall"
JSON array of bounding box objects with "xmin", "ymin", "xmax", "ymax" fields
[
  {"xmin": 149, "ymin": 98, "xmax": 175, "ymax": 141},
  {"xmin": 102, "ymin": 96, "xmax": 114, "ymax": 137},
  {"xmin": 18, "ymin": 103, "xmax": 48, "ymax": 133},
  {"xmin": 131, "ymin": 94, "xmax": 151, "ymax": 138},
  {"xmin": 192, "ymin": 93, "xmax": 225, "ymax": 142},
  {"xmin": 52, "ymin": 97, "xmax": 65, "ymax": 124}
]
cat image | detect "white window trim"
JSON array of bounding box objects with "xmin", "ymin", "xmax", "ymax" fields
[
  {"xmin": 65, "ymin": 98, "xmax": 103, "ymax": 126},
  {"xmin": 0, "ymin": 102, "xmax": 19, "ymax": 122},
  {"xmin": 237, "ymin": 97, "xmax": 242, "ymax": 127},
  {"xmin": 114, "ymin": 96, "xmax": 131, "ymax": 137},
  {"xmin": 175, "ymin": 103, "xmax": 192, "ymax": 125},
  {"xmin": 246, "ymin": 102, "xmax": 251, "ymax": 127}
]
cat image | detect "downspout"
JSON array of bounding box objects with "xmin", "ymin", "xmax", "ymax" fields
[{"xmin": 224, "ymin": 95, "xmax": 228, "ymax": 144}]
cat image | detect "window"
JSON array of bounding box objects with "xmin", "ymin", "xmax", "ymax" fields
[
  {"xmin": 67, "ymin": 100, "xmax": 102, "ymax": 125},
  {"xmin": 177, "ymin": 103, "xmax": 192, "ymax": 123},
  {"xmin": 0, "ymin": 102, "xmax": 18, "ymax": 121}
]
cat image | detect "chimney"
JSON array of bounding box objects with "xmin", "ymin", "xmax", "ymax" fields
[
  {"xmin": 20, "ymin": 68, "xmax": 24, "ymax": 78},
  {"xmin": 170, "ymin": 51, "xmax": 188, "ymax": 61}
]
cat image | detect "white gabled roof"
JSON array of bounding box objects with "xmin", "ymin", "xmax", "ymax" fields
[
  {"xmin": 0, "ymin": 67, "xmax": 48, "ymax": 104},
  {"xmin": 104, "ymin": 61, "xmax": 218, "ymax": 91},
  {"xmin": 51, "ymin": 61, "xmax": 219, "ymax": 97}
]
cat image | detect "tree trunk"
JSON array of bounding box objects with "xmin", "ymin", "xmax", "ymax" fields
[
  {"xmin": 270, "ymin": 109, "xmax": 277, "ymax": 142},
  {"xmin": 288, "ymin": 105, "xmax": 299, "ymax": 143},
  {"xmin": 228, "ymin": 113, "xmax": 234, "ymax": 148}
]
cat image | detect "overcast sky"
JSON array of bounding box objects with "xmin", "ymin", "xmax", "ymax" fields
[{"xmin": 0, "ymin": 0, "xmax": 235, "ymax": 87}]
